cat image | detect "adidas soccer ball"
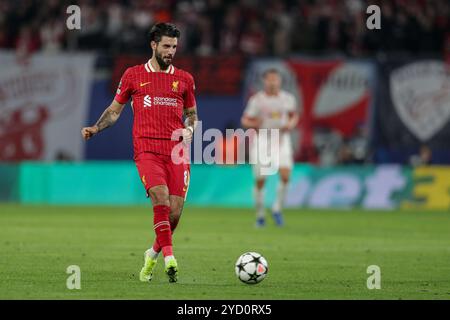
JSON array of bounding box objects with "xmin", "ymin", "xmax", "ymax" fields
[{"xmin": 235, "ymin": 252, "xmax": 268, "ymax": 284}]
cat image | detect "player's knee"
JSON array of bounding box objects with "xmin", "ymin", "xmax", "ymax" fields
[
  {"xmin": 169, "ymin": 212, "xmax": 180, "ymax": 226},
  {"xmin": 148, "ymin": 188, "xmax": 169, "ymax": 206},
  {"xmin": 169, "ymin": 204, "xmax": 183, "ymax": 230},
  {"xmin": 256, "ymin": 179, "xmax": 265, "ymax": 189},
  {"xmin": 280, "ymin": 169, "xmax": 291, "ymax": 184},
  {"xmin": 170, "ymin": 204, "xmax": 182, "ymax": 219},
  {"xmin": 281, "ymin": 176, "xmax": 290, "ymax": 184}
]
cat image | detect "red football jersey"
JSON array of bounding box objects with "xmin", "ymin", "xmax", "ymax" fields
[{"xmin": 114, "ymin": 61, "xmax": 196, "ymax": 158}]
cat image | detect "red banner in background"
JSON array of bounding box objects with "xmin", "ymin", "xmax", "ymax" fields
[
  {"xmin": 0, "ymin": 106, "xmax": 48, "ymax": 161},
  {"xmin": 0, "ymin": 52, "xmax": 95, "ymax": 161},
  {"xmin": 243, "ymin": 59, "xmax": 374, "ymax": 163},
  {"xmin": 287, "ymin": 60, "xmax": 372, "ymax": 162},
  {"xmin": 112, "ymin": 55, "xmax": 245, "ymax": 95}
]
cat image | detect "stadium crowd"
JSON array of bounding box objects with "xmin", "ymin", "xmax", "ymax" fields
[
  {"xmin": 1, "ymin": 0, "xmax": 448, "ymax": 165},
  {"xmin": 0, "ymin": 0, "xmax": 448, "ymax": 57}
]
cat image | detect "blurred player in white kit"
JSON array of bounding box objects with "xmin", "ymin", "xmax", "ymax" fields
[{"xmin": 241, "ymin": 68, "xmax": 299, "ymax": 227}]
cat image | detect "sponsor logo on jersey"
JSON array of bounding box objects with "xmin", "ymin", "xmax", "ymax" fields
[
  {"xmin": 140, "ymin": 81, "xmax": 151, "ymax": 87},
  {"xmin": 143, "ymin": 95, "xmax": 152, "ymax": 108},
  {"xmin": 143, "ymin": 95, "xmax": 177, "ymax": 108},
  {"xmin": 154, "ymin": 96, "xmax": 178, "ymax": 107},
  {"xmin": 270, "ymin": 111, "xmax": 281, "ymax": 119}
]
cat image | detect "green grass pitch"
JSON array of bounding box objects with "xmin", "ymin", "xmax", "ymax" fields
[{"xmin": 0, "ymin": 204, "xmax": 449, "ymax": 299}]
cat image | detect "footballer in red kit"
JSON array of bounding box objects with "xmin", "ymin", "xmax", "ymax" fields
[{"xmin": 81, "ymin": 23, "xmax": 198, "ymax": 283}]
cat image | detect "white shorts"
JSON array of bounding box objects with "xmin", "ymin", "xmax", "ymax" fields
[{"xmin": 249, "ymin": 132, "xmax": 293, "ymax": 179}]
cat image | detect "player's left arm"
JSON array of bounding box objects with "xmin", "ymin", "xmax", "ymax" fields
[
  {"xmin": 182, "ymin": 73, "xmax": 198, "ymax": 144},
  {"xmin": 282, "ymin": 95, "xmax": 300, "ymax": 132},
  {"xmin": 182, "ymin": 106, "xmax": 198, "ymax": 144},
  {"xmin": 283, "ymin": 111, "xmax": 300, "ymax": 132}
]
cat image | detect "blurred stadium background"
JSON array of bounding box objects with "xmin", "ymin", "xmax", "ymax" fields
[
  {"xmin": 0, "ymin": 0, "xmax": 450, "ymax": 299},
  {"xmin": 1, "ymin": 0, "xmax": 449, "ymax": 209}
]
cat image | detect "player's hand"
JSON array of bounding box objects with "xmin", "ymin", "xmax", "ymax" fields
[
  {"xmin": 254, "ymin": 118, "xmax": 263, "ymax": 129},
  {"xmin": 182, "ymin": 127, "xmax": 193, "ymax": 144},
  {"xmin": 81, "ymin": 126, "xmax": 99, "ymax": 140},
  {"xmin": 280, "ymin": 124, "xmax": 294, "ymax": 133}
]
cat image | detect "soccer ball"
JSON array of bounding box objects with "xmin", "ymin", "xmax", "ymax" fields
[{"xmin": 235, "ymin": 252, "xmax": 268, "ymax": 284}]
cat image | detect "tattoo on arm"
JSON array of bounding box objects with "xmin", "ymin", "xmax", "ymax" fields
[{"xmin": 95, "ymin": 107, "xmax": 121, "ymax": 132}]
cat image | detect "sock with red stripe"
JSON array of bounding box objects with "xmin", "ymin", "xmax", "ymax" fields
[
  {"xmin": 152, "ymin": 205, "xmax": 173, "ymax": 258},
  {"xmin": 149, "ymin": 214, "xmax": 179, "ymax": 259}
]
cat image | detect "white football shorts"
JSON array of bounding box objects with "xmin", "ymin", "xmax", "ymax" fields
[{"xmin": 249, "ymin": 132, "xmax": 293, "ymax": 178}]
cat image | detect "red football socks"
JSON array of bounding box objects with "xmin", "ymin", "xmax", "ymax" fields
[
  {"xmin": 153, "ymin": 205, "xmax": 173, "ymax": 257},
  {"xmin": 152, "ymin": 209, "xmax": 180, "ymax": 254}
]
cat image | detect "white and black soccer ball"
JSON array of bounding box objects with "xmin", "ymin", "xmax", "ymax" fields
[{"xmin": 235, "ymin": 252, "xmax": 268, "ymax": 284}]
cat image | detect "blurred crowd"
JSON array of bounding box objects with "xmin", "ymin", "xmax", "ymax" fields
[
  {"xmin": 0, "ymin": 0, "xmax": 448, "ymax": 57},
  {"xmin": 1, "ymin": 0, "xmax": 447, "ymax": 165},
  {"xmin": 313, "ymin": 125, "xmax": 371, "ymax": 165}
]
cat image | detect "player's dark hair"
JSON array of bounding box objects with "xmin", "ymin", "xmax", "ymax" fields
[
  {"xmin": 148, "ymin": 23, "xmax": 181, "ymax": 43},
  {"xmin": 262, "ymin": 68, "xmax": 281, "ymax": 78}
]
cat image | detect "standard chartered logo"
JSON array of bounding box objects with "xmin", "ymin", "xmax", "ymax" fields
[
  {"xmin": 144, "ymin": 95, "xmax": 152, "ymax": 108},
  {"xmin": 154, "ymin": 97, "xmax": 177, "ymax": 106},
  {"xmin": 143, "ymin": 95, "xmax": 177, "ymax": 108}
]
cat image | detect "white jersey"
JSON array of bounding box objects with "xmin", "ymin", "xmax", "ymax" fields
[
  {"xmin": 244, "ymin": 90, "xmax": 296, "ymax": 129},
  {"xmin": 244, "ymin": 90, "xmax": 297, "ymax": 177}
]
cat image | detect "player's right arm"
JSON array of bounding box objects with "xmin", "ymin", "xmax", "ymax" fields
[
  {"xmin": 81, "ymin": 68, "xmax": 133, "ymax": 141},
  {"xmin": 241, "ymin": 115, "xmax": 261, "ymax": 129},
  {"xmin": 81, "ymin": 99, "xmax": 125, "ymax": 140}
]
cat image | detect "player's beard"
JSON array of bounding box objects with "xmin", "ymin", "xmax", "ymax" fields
[{"xmin": 155, "ymin": 50, "xmax": 172, "ymax": 71}]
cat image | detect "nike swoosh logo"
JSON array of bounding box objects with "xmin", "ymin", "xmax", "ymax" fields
[
  {"xmin": 160, "ymin": 228, "xmax": 170, "ymax": 232},
  {"xmin": 140, "ymin": 82, "xmax": 151, "ymax": 87}
]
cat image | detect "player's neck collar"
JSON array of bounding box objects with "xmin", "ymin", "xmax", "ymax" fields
[{"xmin": 145, "ymin": 60, "xmax": 174, "ymax": 74}]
